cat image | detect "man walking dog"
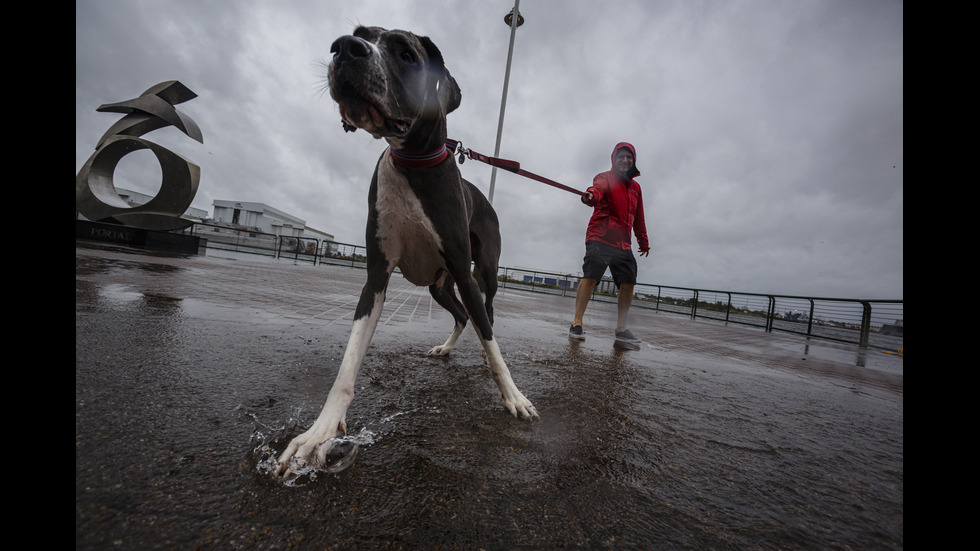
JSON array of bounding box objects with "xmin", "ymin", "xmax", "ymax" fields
[{"xmin": 569, "ymin": 142, "xmax": 650, "ymax": 346}]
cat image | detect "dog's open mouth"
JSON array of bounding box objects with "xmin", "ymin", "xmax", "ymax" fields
[{"xmin": 338, "ymin": 97, "xmax": 409, "ymax": 136}]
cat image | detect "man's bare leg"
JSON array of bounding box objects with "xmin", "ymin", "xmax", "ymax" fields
[
  {"xmin": 616, "ymin": 283, "xmax": 635, "ymax": 332},
  {"xmin": 573, "ymin": 277, "xmax": 598, "ymax": 327}
]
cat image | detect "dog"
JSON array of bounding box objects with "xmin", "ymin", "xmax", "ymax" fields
[{"xmin": 277, "ymin": 26, "xmax": 538, "ymax": 476}]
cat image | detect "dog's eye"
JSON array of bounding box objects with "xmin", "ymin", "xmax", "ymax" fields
[{"xmin": 399, "ymin": 50, "xmax": 417, "ymax": 64}]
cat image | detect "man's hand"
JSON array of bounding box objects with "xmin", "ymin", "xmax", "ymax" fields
[
  {"xmin": 639, "ymin": 248, "xmax": 650, "ymax": 257},
  {"xmin": 581, "ymin": 191, "xmax": 594, "ymax": 205}
]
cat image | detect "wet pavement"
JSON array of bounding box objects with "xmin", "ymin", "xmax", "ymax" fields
[{"xmin": 75, "ymin": 242, "xmax": 903, "ymax": 550}]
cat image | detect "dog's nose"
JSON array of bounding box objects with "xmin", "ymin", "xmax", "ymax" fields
[{"xmin": 331, "ymin": 35, "xmax": 372, "ymax": 61}]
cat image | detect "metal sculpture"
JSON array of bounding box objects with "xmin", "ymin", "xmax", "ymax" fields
[{"xmin": 76, "ymin": 81, "xmax": 203, "ymax": 231}]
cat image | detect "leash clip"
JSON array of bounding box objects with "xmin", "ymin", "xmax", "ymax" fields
[{"xmin": 452, "ymin": 140, "xmax": 469, "ymax": 165}]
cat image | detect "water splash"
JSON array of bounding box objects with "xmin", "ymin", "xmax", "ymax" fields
[{"xmin": 253, "ymin": 427, "xmax": 376, "ymax": 486}]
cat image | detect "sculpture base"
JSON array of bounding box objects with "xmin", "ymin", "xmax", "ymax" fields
[{"xmin": 76, "ymin": 219, "xmax": 204, "ymax": 255}]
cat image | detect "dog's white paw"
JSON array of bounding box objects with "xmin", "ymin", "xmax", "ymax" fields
[
  {"xmin": 501, "ymin": 391, "xmax": 539, "ymax": 420},
  {"xmin": 276, "ymin": 419, "xmax": 347, "ymax": 477},
  {"xmin": 427, "ymin": 344, "xmax": 453, "ymax": 356}
]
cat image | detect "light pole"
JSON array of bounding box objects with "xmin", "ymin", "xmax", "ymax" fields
[{"xmin": 488, "ymin": 0, "xmax": 524, "ymax": 204}]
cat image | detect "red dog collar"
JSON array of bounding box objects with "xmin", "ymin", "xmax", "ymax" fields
[{"xmin": 389, "ymin": 145, "xmax": 449, "ymax": 168}]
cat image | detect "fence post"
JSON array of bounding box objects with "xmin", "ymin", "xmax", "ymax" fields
[
  {"xmin": 806, "ymin": 299, "xmax": 815, "ymax": 337},
  {"xmin": 765, "ymin": 296, "xmax": 775, "ymax": 333},
  {"xmin": 859, "ymin": 301, "xmax": 872, "ymax": 348}
]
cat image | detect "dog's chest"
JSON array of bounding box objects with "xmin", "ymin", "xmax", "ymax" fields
[{"xmin": 374, "ymin": 157, "xmax": 445, "ymax": 285}]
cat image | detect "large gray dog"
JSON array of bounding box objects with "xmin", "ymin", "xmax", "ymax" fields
[{"xmin": 278, "ymin": 26, "xmax": 538, "ymax": 476}]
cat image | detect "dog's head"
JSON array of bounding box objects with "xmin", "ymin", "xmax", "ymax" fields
[{"xmin": 328, "ymin": 26, "xmax": 461, "ymax": 145}]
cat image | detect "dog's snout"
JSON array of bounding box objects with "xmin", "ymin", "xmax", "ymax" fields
[{"xmin": 331, "ymin": 35, "xmax": 372, "ymax": 61}]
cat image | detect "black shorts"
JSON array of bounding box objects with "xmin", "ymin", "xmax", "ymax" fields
[{"xmin": 582, "ymin": 241, "xmax": 637, "ymax": 288}]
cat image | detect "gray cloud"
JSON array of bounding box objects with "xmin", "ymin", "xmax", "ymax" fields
[{"xmin": 76, "ymin": 0, "xmax": 903, "ymax": 299}]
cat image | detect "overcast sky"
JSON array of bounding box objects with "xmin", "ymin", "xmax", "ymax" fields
[{"xmin": 76, "ymin": 0, "xmax": 903, "ymax": 299}]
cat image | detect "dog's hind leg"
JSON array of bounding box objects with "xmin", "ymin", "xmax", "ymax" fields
[{"xmin": 427, "ymin": 272, "xmax": 468, "ymax": 356}]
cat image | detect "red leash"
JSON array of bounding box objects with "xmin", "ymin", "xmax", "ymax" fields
[{"xmin": 446, "ymin": 139, "xmax": 585, "ymax": 197}]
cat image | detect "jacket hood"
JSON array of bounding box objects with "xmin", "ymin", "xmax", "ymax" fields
[{"xmin": 611, "ymin": 142, "xmax": 640, "ymax": 180}]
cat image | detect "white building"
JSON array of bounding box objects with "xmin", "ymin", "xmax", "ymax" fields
[
  {"xmin": 212, "ymin": 200, "xmax": 302, "ymax": 236},
  {"xmin": 210, "ymin": 200, "xmax": 335, "ymax": 247}
]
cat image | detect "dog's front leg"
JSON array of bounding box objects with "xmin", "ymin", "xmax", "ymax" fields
[
  {"xmin": 276, "ymin": 272, "xmax": 390, "ymax": 476},
  {"xmin": 450, "ymin": 263, "xmax": 539, "ymax": 420},
  {"xmin": 479, "ymin": 336, "xmax": 538, "ymax": 419}
]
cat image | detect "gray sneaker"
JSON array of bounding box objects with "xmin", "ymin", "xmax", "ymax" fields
[
  {"xmin": 614, "ymin": 329, "xmax": 640, "ymax": 345},
  {"xmin": 568, "ymin": 324, "xmax": 585, "ymax": 340}
]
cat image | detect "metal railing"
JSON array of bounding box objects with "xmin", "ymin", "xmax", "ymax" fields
[
  {"xmin": 493, "ymin": 267, "xmax": 902, "ymax": 351},
  {"xmin": 181, "ymin": 223, "xmax": 903, "ymax": 350},
  {"xmin": 186, "ymin": 222, "xmax": 331, "ymax": 265}
]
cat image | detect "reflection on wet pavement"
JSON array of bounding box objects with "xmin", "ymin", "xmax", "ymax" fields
[{"xmin": 76, "ymin": 243, "xmax": 903, "ymax": 549}]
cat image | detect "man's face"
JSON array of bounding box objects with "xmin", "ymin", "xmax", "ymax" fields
[{"xmin": 614, "ymin": 149, "xmax": 634, "ymax": 177}]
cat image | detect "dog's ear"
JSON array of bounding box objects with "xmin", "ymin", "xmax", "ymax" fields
[
  {"xmin": 439, "ymin": 66, "xmax": 462, "ymax": 115},
  {"xmin": 421, "ymin": 36, "xmax": 462, "ymax": 115}
]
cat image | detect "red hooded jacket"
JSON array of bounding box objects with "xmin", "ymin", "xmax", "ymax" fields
[{"xmin": 583, "ymin": 142, "xmax": 649, "ymax": 252}]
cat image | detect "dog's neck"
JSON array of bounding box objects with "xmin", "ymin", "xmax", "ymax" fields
[{"xmin": 387, "ymin": 117, "xmax": 450, "ymax": 169}]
